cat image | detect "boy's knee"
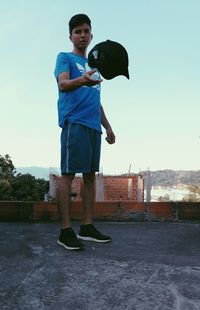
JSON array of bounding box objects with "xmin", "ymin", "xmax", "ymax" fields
[
  {"xmin": 59, "ymin": 174, "xmax": 75, "ymax": 189},
  {"xmin": 83, "ymin": 172, "xmax": 95, "ymax": 184}
]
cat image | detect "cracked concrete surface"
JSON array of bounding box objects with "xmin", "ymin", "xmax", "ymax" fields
[{"xmin": 0, "ymin": 222, "xmax": 200, "ymax": 310}]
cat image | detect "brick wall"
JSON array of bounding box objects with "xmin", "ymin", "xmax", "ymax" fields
[
  {"xmin": 50, "ymin": 174, "xmax": 144, "ymax": 202},
  {"xmin": 71, "ymin": 176, "xmax": 82, "ymax": 200},
  {"xmin": 103, "ymin": 176, "xmax": 140, "ymax": 201},
  {"xmin": 49, "ymin": 174, "xmax": 83, "ymax": 200},
  {"xmin": 1, "ymin": 201, "xmax": 200, "ymax": 222}
]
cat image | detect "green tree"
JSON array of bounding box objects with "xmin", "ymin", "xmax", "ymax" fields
[
  {"xmin": 0, "ymin": 179, "xmax": 12, "ymax": 200},
  {"xmin": 0, "ymin": 154, "xmax": 16, "ymax": 180},
  {"xmin": 182, "ymin": 185, "xmax": 200, "ymax": 202},
  {"xmin": 0, "ymin": 154, "xmax": 16, "ymax": 199},
  {"xmin": 10, "ymin": 173, "xmax": 48, "ymax": 201},
  {"xmin": 0, "ymin": 154, "xmax": 48, "ymax": 201}
]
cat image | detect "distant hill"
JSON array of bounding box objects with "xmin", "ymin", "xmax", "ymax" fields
[
  {"xmin": 143, "ymin": 169, "xmax": 200, "ymax": 187},
  {"xmin": 16, "ymin": 167, "xmax": 200, "ymax": 186},
  {"xmin": 16, "ymin": 167, "xmax": 60, "ymax": 180}
]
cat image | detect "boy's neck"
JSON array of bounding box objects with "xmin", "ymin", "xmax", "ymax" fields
[{"xmin": 72, "ymin": 47, "xmax": 87, "ymax": 57}]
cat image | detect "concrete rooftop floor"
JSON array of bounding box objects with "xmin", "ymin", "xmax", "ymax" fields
[{"xmin": 0, "ymin": 221, "xmax": 200, "ymax": 310}]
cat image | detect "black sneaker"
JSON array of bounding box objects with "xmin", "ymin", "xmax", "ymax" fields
[
  {"xmin": 58, "ymin": 227, "xmax": 84, "ymax": 250},
  {"xmin": 77, "ymin": 224, "xmax": 112, "ymax": 243}
]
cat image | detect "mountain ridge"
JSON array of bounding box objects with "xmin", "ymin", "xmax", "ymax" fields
[
  {"xmin": 143, "ymin": 169, "xmax": 200, "ymax": 187},
  {"xmin": 16, "ymin": 167, "xmax": 200, "ymax": 186},
  {"xmin": 16, "ymin": 166, "xmax": 60, "ymax": 180}
]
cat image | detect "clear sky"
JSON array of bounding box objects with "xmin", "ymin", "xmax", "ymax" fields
[{"xmin": 0, "ymin": 0, "xmax": 199, "ymax": 174}]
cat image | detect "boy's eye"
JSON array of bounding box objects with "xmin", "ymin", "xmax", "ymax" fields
[{"xmin": 74, "ymin": 28, "xmax": 90, "ymax": 35}]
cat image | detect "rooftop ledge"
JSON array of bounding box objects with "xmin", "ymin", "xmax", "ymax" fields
[{"xmin": 0, "ymin": 200, "xmax": 200, "ymax": 222}]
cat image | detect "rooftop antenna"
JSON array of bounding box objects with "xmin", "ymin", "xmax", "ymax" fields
[{"xmin": 128, "ymin": 163, "xmax": 132, "ymax": 175}]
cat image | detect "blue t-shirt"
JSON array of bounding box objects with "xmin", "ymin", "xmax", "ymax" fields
[{"xmin": 54, "ymin": 52, "xmax": 102, "ymax": 132}]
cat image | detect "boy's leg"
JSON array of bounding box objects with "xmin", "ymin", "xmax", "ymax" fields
[
  {"xmin": 57, "ymin": 173, "xmax": 75, "ymax": 228},
  {"xmin": 57, "ymin": 173, "xmax": 84, "ymax": 250},
  {"xmin": 78, "ymin": 172, "xmax": 112, "ymax": 243},
  {"xmin": 82, "ymin": 172, "xmax": 96, "ymax": 224},
  {"xmin": 80, "ymin": 127, "xmax": 101, "ymax": 224}
]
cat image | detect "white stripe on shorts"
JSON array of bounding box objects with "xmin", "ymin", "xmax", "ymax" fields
[{"xmin": 65, "ymin": 123, "xmax": 71, "ymax": 173}]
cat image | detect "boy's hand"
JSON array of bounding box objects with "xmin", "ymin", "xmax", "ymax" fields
[
  {"xmin": 105, "ymin": 127, "xmax": 115, "ymax": 144},
  {"xmin": 82, "ymin": 69, "xmax": 103, "ymax": 86}
]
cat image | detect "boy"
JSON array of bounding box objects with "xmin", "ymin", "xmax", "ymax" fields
[{"xmin": 54, "ymin": 14, "xmax": 115, "ymax": 250}]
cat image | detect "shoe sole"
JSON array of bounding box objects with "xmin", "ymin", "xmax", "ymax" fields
[
  {"xmin": 57, "ymin": 240, "xmax": 84, "ymax": 251},
  {"xmin": 77, "ymin": 235, "xmax": 111, "ymax": 243}
]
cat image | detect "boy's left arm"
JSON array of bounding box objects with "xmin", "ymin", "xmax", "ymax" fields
[{"xmin": 100, "ymin": 105, "xmax": 115, "ymax": 144}]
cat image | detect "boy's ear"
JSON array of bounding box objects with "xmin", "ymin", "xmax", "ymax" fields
[
  {"xmin": 91, "ymin": 34, "xmax": 93, "ymax": 40},
  {"xmin": 69, "ymin": 35, "xmax": 72, "ymax": 42}
]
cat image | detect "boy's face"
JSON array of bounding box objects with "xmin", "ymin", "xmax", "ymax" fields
[{"xmin": 69, "ymin": 23, "xmax": 93, "ymax": 51}]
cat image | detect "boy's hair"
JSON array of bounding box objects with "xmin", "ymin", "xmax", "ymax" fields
[{"xmin": 69, "ymin": 14, "xmax": 91, "ymax": 35}]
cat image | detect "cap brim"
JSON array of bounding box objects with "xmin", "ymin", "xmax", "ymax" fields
[{"xmin": 124, "ymin": 68, "xmax": 129, "ymax": 79}]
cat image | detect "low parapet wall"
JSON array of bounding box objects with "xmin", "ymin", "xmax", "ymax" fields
[{"xmin": 0, "ymin": 201, "xmax": 200, "ymax": 222}]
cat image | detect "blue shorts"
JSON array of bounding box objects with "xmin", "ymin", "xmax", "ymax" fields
[{"xmin": 60, "ymin": 122, "xmax": 101, "ymax": 174}]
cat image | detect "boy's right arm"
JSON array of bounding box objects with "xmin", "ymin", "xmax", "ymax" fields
[{"xmin": 58, "ymin": 70, "xmax": 102, "ymax": 92}]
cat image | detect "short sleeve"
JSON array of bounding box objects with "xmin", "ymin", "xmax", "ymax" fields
[{"xmin": 54, "ymin": 52, "xmax": 70, "ymax": 79}]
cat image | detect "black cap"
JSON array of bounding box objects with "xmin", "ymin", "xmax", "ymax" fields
[{"xmin": 88, "ymin": 40, "xmax": 129, "ymax": 80}]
